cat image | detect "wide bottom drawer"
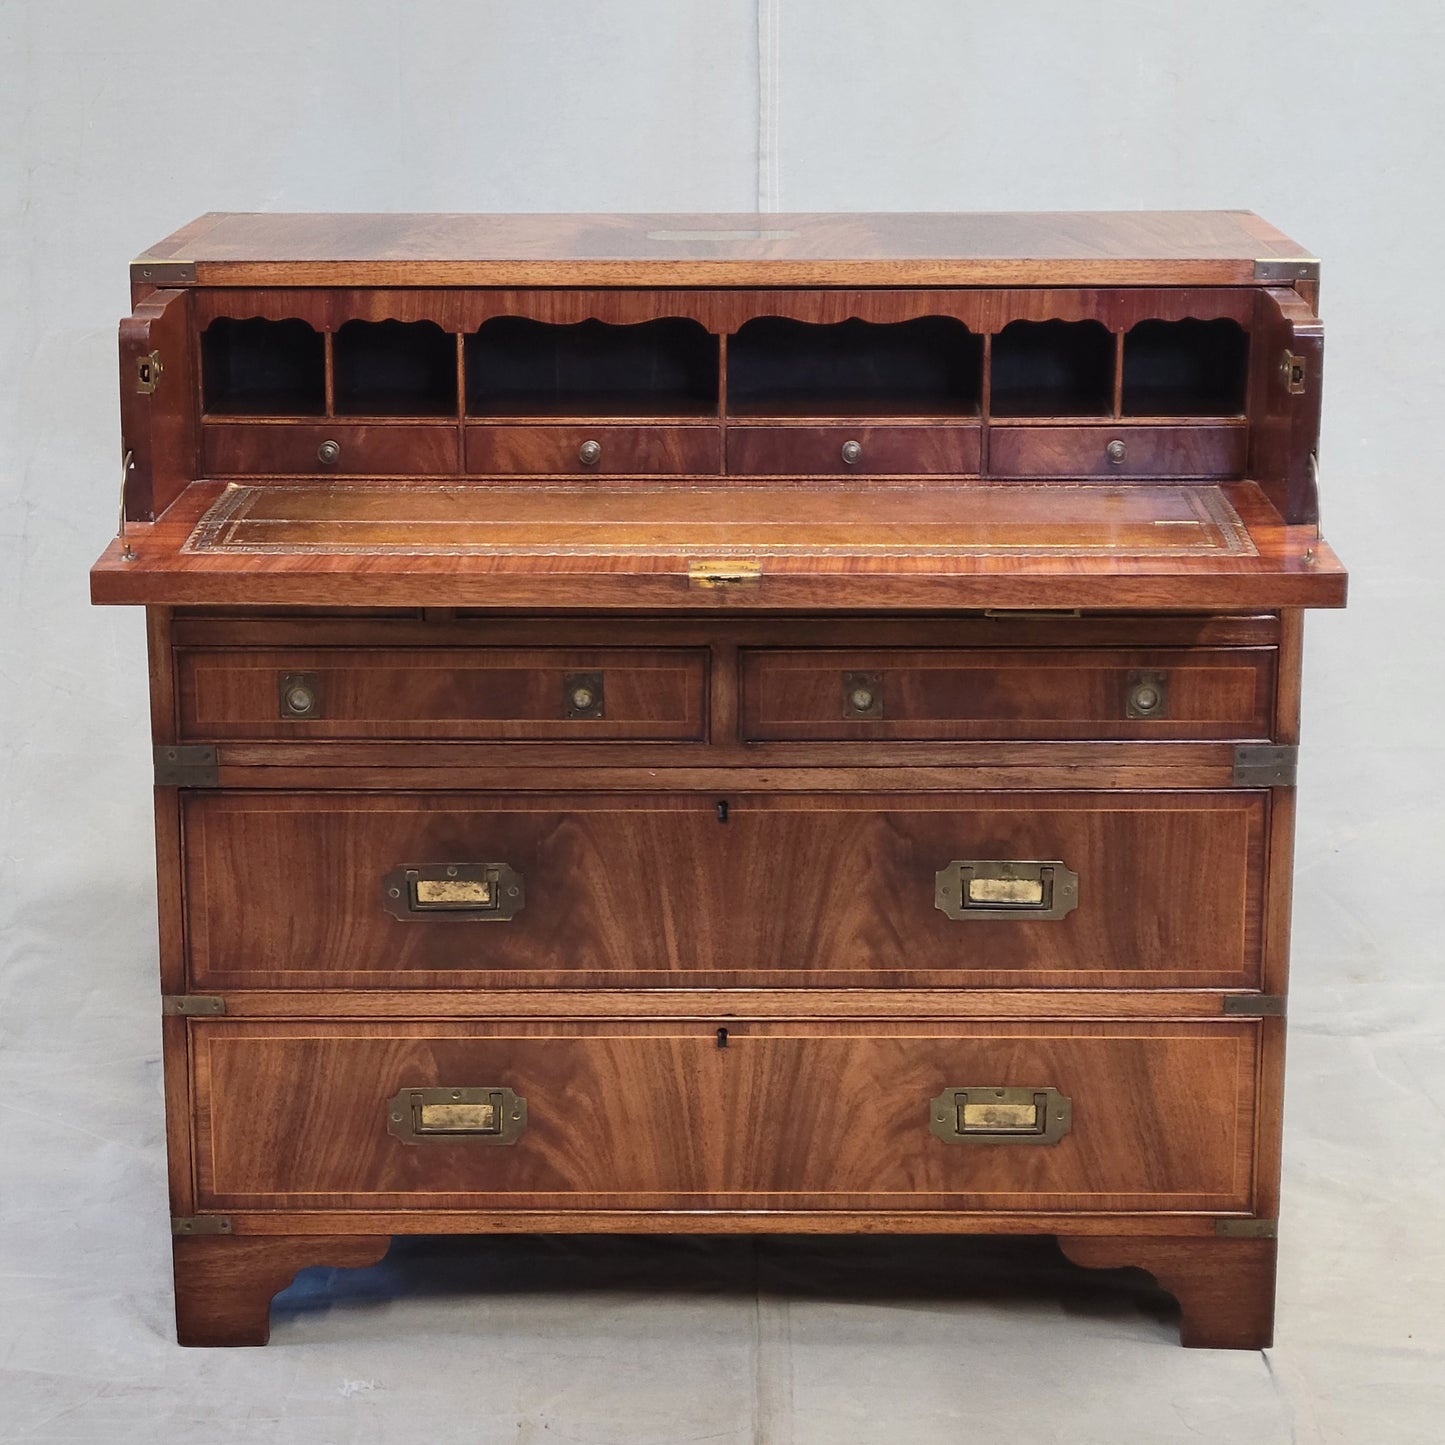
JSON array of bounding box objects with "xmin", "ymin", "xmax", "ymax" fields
[{"xmin": 192, "ymin": 1018, "xmax": 1258, "ymax": 1213}]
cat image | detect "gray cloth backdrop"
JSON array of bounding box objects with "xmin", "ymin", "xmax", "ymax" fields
[{"xmin": 2, "ymin": 3, "xmax": 1440, "ymax": 1441}]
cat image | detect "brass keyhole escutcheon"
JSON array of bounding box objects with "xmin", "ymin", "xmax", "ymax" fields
[
  {"xmin": 841, "ymin": 439, "xmax": 863, "ymax": 465},
  {"xmin": 578, "ymin": 439, "xmax": 602, "ymax": 466},
  {"xmin": 1106, "ymin": 439, "xmax": 1127, "ymax": 465},
  {"xmin": 316, "ymin": 439, "xmax": 341, "ymax": 465}
]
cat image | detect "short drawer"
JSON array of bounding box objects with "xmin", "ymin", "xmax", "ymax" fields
[
  {"xmin": 742, "ymin": 647, "xmax": 1275, "ymax": 741},
  {"xmin": 466, "ymin": 424, "xmax": 719, "ymax": 475},
  {"xmin": 181, "ymin": 790, "xmax": 1266, "ymax": 991},
  {"xmin": 987, "ymin": 424, "xmax": 1246, "ymax": 478},
  {"xmin": 177, "ymin": 647, "xmax": 708, "ymax": 741},
  {"xmin": 190, "ymin": 1018, "xmax": 1258, "ymax": 1213},
  {"xmin": 726, "ymin": 424, "xmax": 981, "ymax": 476},
  {"xmin": 202, "ymin": 421, "xmax": 459, "ymax": 476}
]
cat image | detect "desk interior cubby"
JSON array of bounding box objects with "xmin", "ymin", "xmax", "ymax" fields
[
  {"xmin": 728, "ymin": 316, "xmax": 983, "ymax": 417},
  {"xmin": 465, "ymin": 317, "xmax": 719, "ymax": 417},
  {"xmin": 333, "ymin": 319, "xmax": 457, "ymax": 417},
  {"xmin": 1122, "ymin": 318, "xmax": 1249, "ymax": 417},
  {"xmin": 989, "ymin": 320, "xmax": 1115, "ymax": 418},
  {"xmin": 201, "ymin": 317, "xmax": 325, "ymax": 416}
]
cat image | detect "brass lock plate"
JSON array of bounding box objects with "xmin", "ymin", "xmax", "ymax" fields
[
  {"xmin": 935, "ymin": 860, "xmax": 1079, "ymax": 921},
  {"xmin": 387, "ymin": 1086, "xmax": 527, "ymax": 1145},
  {"xmin": 382, "ymin": 863, "xmax": 524, "ymax": 921},
  {"xmin": 930, "ymin": 1086, "xmax": 1072, "ymax": 1145}
]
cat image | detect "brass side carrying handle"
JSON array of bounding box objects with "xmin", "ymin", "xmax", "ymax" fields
[
  {"xmin": 388, "ymin": 1087, "xmax": 527, "ymax": 1145},
  {"xmin": 935, "ymin": 860, "xmax": 1078, "ymax": 921},
  {"xmin": 930, "ymin": 1086, "xmax": 1071, "ymax": 1145},
  {"xmin": 382, "ymin": 863, "xmax": 524, "ymax": 921}
]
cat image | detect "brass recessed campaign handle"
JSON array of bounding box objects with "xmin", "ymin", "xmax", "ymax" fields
[
  {"xmin": 935, "ymin": 860, "xmax": 1079, "ymax": 920},
  {"xmin": 382, "ymin": 863, "xmax": 524, "ymax": 921},
  {"xmin": 930, "ymin": 1086, "xmax": 1072, "ymax": 1145},
  {"xmin": 387, "ymin": 1087, "xmax": 527, "ymax": 1145}
]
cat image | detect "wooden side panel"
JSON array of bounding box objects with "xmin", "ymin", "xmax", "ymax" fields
[
  {"xmin": 182, "ymin": 791, "xmax": 1266, "ymax": 990},
  {"xmin": 120, "ymin": 290, "xmax": 196, "ymax": 519},
  {"xmin": 190, "ymin": 1018, "xmax": 1259, "ymax": 1212},
  {"xmin": 1249, "ymin": 289, "xmax": 1323, "ymax": 524},
  {"xmin": 742, "ymin": 647, "xmax": 1274, "ymax": 742},
  {"xmin": 177, "ymin": 647, "xmax": 708, "ymax": 742}
]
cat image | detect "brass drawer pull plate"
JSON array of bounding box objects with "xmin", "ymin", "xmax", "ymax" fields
[
  {"xmin": 930, "ymin": 1086, "xmax": 1072, "ymax": 1145},
  {"xmin": 382, "ymin": 863, "xmax": 525, "ymax": 921},
  {"xmin": 843, "ymin": 670, "xmax": 884, "ymax": 719},
  {"xmin": 388, "ymin": 1086, "xmax": 527, "ymax": 1145},
  {"xmin": 935, "ymin": 859, "xmax": 1079, "ymax": 921},
  {"xmin": 1125, "ymin": 669, "xmax": 1169, "ymax": 718},
  {"xmin": 278, "ymin": 671, "xmax": 322, "ymax": 718},
  {"xmin": 564, "ymin": 670, "xmax": 605, "ymax": 719}
]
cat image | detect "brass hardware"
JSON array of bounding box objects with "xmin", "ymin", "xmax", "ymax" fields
[
  {"xmin": 278, "ymin": 671, "xmax": 322, "ymax": 719},
  {"xmin": 1214, "ymin": 1218, "xmax": 1279, "ymax": 1238},
  {"xmin": 1105, "ymin": 438, "xmax": 1127, "ymax": 464},
  {"xmin": 688, "ymin": 559, "xmax": 762, "ymax": 588},
  {"xmin": 930, "ymin": 1086, "xmax": 1072, "ymax": 1145},
  {"xmin": 1233, "ymin": 744, "xmax": 1298, "ymax": 787},
  {"xmin": 382, "ymin": 863, "xmax": 524, "ymax": 921},
  {"xmin": 1125, "ymin": 670, "xmax": 1169, "ymax": 719},
  {"xmin": 1252, "ymin": 257, "xmax": 1320, "ymax": 284},
  {"xmin": 316, "ymin": 439, "xmax": 342, "ymax": 465},
  {"xmin": 387, "ymin": 1086, "xmax": 527, "ymax": 1145},
  {"xmin": 118, "ymin": 449, "xmax": 136, "ymax": 561},
  {"xmin": 132, "ymin": 260, "xmax": 197, "ymax": 285},
  {"xmin": 935, "ymin": 860, "xmax": 1079, "ymax": 921},
  {"xmin": 1222, "ymin": 995, "xmax": 1286, "ymax": 1017},
  {"xmin": 162, "ymin": 994, "xmax": 226, "ymax": 1017},
  {"xmin": 1281, "ymin": 351, "xmax": 1307, "ymax": 395},
  {"xmin": 135, "ymin": 350, "xmax": 164, "ymax": 394},
  {"xmin": 171, "ymin": 1215, "xmax": 233, "ymax": 1236},
  {"xmin": 153, "ymin": 744, "xmax": 219, "ymax": 788},
  {"xmin": 843, "ymin": 671, "xmax": 884, "ymax": 719},
  {"xmin": 564, "ymin": 670, "xmax": 605, "ymax": 719},
  {"xmin": 578, "ymin": 439, "xmax": 602, "ymax": 466},
  {"xmin": 841, "ymin": 439, "xmax": 863, "ymax": 466}
]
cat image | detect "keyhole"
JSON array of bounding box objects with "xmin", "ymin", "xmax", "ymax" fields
[
  {"xmin": 716, "ymin": 1027, "xmax": 729, "ymax": 1049},
  {"xmin": 716, "ymin": 800, "xmax": 729, "ymax": 823}
]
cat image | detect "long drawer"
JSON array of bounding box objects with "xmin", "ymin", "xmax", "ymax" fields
[
  {"xmin": 177, "ymin": 647, "xmax": 709, "ymax": 741},
  {"xmin": 189, "ymin": 1018, "xmax": 1259, "ymax": 1213},
  {"xmin": 181, "ymin": 790, "xmax": 1267, "ymax": 990},
  {"xmin": 742, "ymin": 646, "xmax": 1274, "ymax": 741}
]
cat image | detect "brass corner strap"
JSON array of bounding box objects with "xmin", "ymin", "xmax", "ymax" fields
[
  {"xmin": 153, "ymin": 744, "xmax": 219, "ymax": 787},
  {"xmin": 1222, "ymin": 994, "xmax": 1285, "ymax": 1017},
  {"xmin": 172, "ymin": 1216, "xmax": 232, "ymax": 1236},
  {"xmin": 1214, "ymin": 1219, "xmax": 1278, "ymax": 1239},
  {"xmin": 162, "ymin": 995, "xmax": 226, "ymax": 1017},
  {"xmin": 1233, "ymin": 744, "xmax": 1298, "ymax": 788}
]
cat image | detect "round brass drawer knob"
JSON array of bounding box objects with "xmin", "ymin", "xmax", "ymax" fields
[
  {"xmin": 578, "ymin": 440, "xmax": 602, "ymax": 466},
  {"xmin": 849, "ymin": 687, "xmax": 876, "ymax": 713},
  {"xmin": 1105, "ymin": 439, "xmax": 1127, "ymax": 465},
  {"xmin": 284, "ymin": 683, "xmax": 317, "ymax": 716},
  {"xmin": 1128, "ymin": 681, "xmax": 1163, "ymax": 716},
  {"xmin": 841, "ymin": 439, "xmax": 863, "ymax": 465},
  {"xmin": 316, "ymin": 439, "xmax": 341, "ymax": 465},
  {"xmin": 569, "ymin": 686, "xmax": 597, "ymax": 712}
]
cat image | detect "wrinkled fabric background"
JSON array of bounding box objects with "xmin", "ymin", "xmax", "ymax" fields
[{"xmin": 2, "ymin": 3, "xmax": 1441, "ymax": 1441}]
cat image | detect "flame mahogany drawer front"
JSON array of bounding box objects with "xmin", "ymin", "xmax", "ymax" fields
[
  {"xmin": 987, "ymin": 424, "xmax": 1247, "ymax": 479},
  {"xmin": 180, "ymin": 790, "xmax": 1267, "ymax": 991},
  {"xmin": 742, "ymin": 646, "xmax": 1275, "ymax": 741},
  {"xmin": 725, "ymin": 424, "xmax": 982, "ymax": 475},
  {"xmin": 176, "ymin": 647, "xmax": 708, "ymax": 741},
  {"xmin": 189, "ymin": 1018, "xmax": 1260, "ymax": 1213},
  {"xmin": 202, "ymin": 422, "xmax": 459, "ymax": 477},
  {"xmin": 465, "ymin": 424, "xmax": 720, "ymax": 476}
]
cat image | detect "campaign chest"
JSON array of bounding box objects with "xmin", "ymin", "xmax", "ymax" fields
[{"xmin": 92, "ymin": 211, "xmax": 1347, "ymax": 1347}]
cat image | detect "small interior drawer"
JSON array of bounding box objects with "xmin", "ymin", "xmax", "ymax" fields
[
  {"xmin": 726, "ymin": 424, "xmax": 981, "ymax": 476},
  {"xmin": 177, "ymin": 647, "xmax": 708, "ymax": 741},
  {"xmin": 190, "ymin": 1017, "xmax": 1258, "ymax": 1213},
  {"xmin": 202, "ymin": 421, "xmax": 459, "ymax": 477},
  {"xmin": 741, "ymin": 647, "xmax": 1275, "ymax": 741},
  {"xmin": 987, "ymin": 424, "xmax": 1246, "ymax": 478},
  {"xmin": 466, "ymin": 424, "xmax": 719, "ymax": 475}
]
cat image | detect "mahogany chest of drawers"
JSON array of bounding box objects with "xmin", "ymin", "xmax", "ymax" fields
[{"xmin": 93, "ymin": 211, "xmax": 1347, "ymax": 1348}]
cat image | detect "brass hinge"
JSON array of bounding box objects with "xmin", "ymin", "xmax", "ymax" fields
[
  {"xmin": 1214, "ymin": 1218, "xmax": 1278, "ymax": 1239},
  {"xmin": 162, "ymin": 994, "xmax": 226, "ymax": 1017},
  {"xmin": 1233, "ymin": 744, "xmax": 1298, "ymax": 788},
  {"xmin": 1253, "ymin": 258, "xmax": 1320, "ymax": 285},
  {"xmin": 154, "ymin": 744, "xmax": 219, "ymax": 787},
  {"xmin": 132, "ymin": 259, "xmax": 197, "ymax": 285},
  {"xmin": 171, "ymin": 1215, "xmax": 233, "ymax": 1236},
  {"xmin": 688, "ymin": 559, "xmax": 762, "ymax": 589},
  {"xmin": 1222, "ymin": 994, "xmax": 1286, "ymax": 1018}
]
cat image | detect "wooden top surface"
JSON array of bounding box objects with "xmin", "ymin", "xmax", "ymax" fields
[
  {"xmin": 92, "ymin": 479, "xmax": 1346, "ymax": 610},
  {"xmin": 133, "ymin": 212, "xmax": 1315, "ymax": 288}
]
